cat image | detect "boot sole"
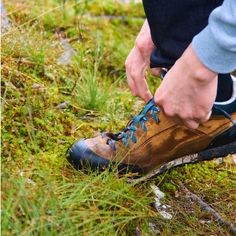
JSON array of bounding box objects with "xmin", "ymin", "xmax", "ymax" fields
[{"xmin": 128, "ymin": 141, "xmax": 236, "ymax": 184}]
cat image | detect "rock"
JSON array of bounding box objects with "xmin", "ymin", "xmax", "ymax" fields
[
  {"xmin": 1, "ymin": 1, "xmax": 10, "ymax": 33},
  {"xmin": 151, "ymin": 185, "xmax": 165, "ymax": 199},
  {"xmin": 159, "ymin": 210, "xmax": 173, "ymax": 220},
  {"xmin": 215, "ymin": 157, "xmax": 223, "ymax": 164},
  {"xmin": 56, "ymin": 102, "xmax": 68, "ymax": 109},
  {"xmin": 57, "ymin": 39, "xmax": 76, "ymax": 65},
  {"xmin": 32, "ymin": 83, "xmax": 45, "ymax": 90},
  {"xmin": 148, "ymin": 222, "xmax": 160, "ymax": 235},
  {"xmin": 27, "ymin": 178, "xmax": 36, "ymax": 185},
  {"xmin": 151, "ymin": 184, "xmax": 173, "ymax": 220},
  {"xmin": 232, "ymin": 154, "xmax": 236, "ymax": 164},
  {"xmin": 135, "ymin": 226, "xmax": 141, "ymax": 236}
]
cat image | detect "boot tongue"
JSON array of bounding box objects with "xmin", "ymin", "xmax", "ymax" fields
[{"xmin": 104, "ymin": 132, "xmax": 120, "ymax": 141}]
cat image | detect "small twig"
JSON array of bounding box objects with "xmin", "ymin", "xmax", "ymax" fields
[{"xmin": 181, "ymin": 182, "xmax": 236, "ymax": 235}]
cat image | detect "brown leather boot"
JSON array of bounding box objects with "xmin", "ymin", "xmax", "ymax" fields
[{"xmin": 67, "ymin": 96, "xmax": 236, "ymax": 178}]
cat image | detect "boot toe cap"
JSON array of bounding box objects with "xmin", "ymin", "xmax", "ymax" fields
[
  {"xmin": 67, "ymin": 140, "xmax": 145, "ymax": 174},
  {"xmin": 67, "ymin": 140, "xmax": 110, "ymax": 171}
]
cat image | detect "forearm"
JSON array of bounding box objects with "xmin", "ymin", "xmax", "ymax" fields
[{"xmin": 192, "ymin": 0, "xmax": 236, "ymax": 73}]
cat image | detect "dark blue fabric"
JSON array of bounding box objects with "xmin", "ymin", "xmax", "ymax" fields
[
  {"xmin": 142, "ymin": 0, "xmax": 233, "ymax": 102},
  {"xmin": 213, "ymin": 99, "xmax": 236, "ymax": 115},
  {"xmin": 143, "ymin": 0, "xmax": 223, "ymax": 68},
  {"xmin": 207, "ymin": 126, "xmax": 236, "ymax": 148},
  {"xmin": 216, "ymin": 74, "xmax": 233, "ymax": 102}
]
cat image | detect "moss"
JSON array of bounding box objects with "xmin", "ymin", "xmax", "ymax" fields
[{"xmin": 2, "ymin": 0, "xmax": 236, "ymax": 235}]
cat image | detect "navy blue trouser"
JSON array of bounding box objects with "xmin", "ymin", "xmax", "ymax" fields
[{"xmin": 142, "ymin": 0, "xmax": 232, "ymax": 102}]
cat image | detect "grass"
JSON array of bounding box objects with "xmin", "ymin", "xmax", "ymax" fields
[
  {"xmin": 2, "ymin": 168, "xmax": 156, "ymax": 235},
  {"xmin": 1, "ymin": 0, "xmax": 236, "ymax": 235}
]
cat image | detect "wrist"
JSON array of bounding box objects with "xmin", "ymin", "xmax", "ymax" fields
[
  {"xmin": 135, "ymin": 20, "xmax": 154, "ymax": 58},
  {"xmin": 179, "ymin": 44, "xmax": 217, "ymax": 84}
]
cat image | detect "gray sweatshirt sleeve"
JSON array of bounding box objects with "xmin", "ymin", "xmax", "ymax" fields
[{"xmin": 192, "ymin": 0, "xmax": 236, "ymax": 73}]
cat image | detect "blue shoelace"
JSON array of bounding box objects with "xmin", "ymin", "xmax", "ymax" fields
[
  {"xmin": 105, "ymin": 98, "xmax": 160, "ymax": 151},
  {"xmin": 105, "ymin": 70, "xmax": 236, "ymax": 151},
  {"xmin": 105, "ymin": 99, "xmax": 236, "ymax": 151}
]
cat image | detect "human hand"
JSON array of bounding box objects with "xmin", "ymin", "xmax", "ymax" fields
[
  {"xmin": 154, "ymin": 44, "xmax": 218, "ymax": 129},
  {"xmin": 125, "ymin": 20, "xmax": 161, "ymax": 102}
]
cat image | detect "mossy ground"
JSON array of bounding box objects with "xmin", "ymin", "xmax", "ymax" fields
[{"xmin": 1, "ymin": 0, "xmax": 236, "ymax": 235}]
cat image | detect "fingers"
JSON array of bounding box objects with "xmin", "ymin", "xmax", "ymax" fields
[
  {"xmin": 181, "ymin": 112, "xmax": 211, "ymax": 129},
  {"xmin": 134, "ymin": 75, "xmax": 152, "ymax": 102},
  {"xmin": 162, "ymin": 109, "xmax": 212, "ymax": 129},
  {"xmin": 125, "ymin": 47, "xmax": 153, "ymax": 102},
  {"xmin": 126, "ymin": 67, "xmax": 152, "ymax": 102},
  {"xmin": 127, "ymin": 74, "xmax": 138, "ymax": 96},
  {"xmin": 196, "ymin": 110, "xmax": 212, "ymax": 124},
  {"xmin": 182, "ymin": 119, "xmax": 200, "ymax": 129},
  {"xmin": 153, "ymin": 65, "xmax": 214, "ymax": 130},
  {"xmin": 155, "ymin": 95, "xmax": 212, "ymax": 129}
]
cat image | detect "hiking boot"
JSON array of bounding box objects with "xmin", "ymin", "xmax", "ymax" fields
[{"xmin": 67, "ymin": 76, "xmax": 236, "ymax": 178}]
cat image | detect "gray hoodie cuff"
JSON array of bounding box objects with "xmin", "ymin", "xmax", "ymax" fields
[{"xmin": 192, "ymin": 26, "xmax": 236, "ymax": 74}]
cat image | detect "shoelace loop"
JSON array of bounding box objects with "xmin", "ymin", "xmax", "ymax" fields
[
  {"xmin": 213, "ymin": 105, "xmax": 236, "ymax": 126},
  {"xmin": 106, "ymin": 98, "xmax": 160, "ymax": 150}
]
